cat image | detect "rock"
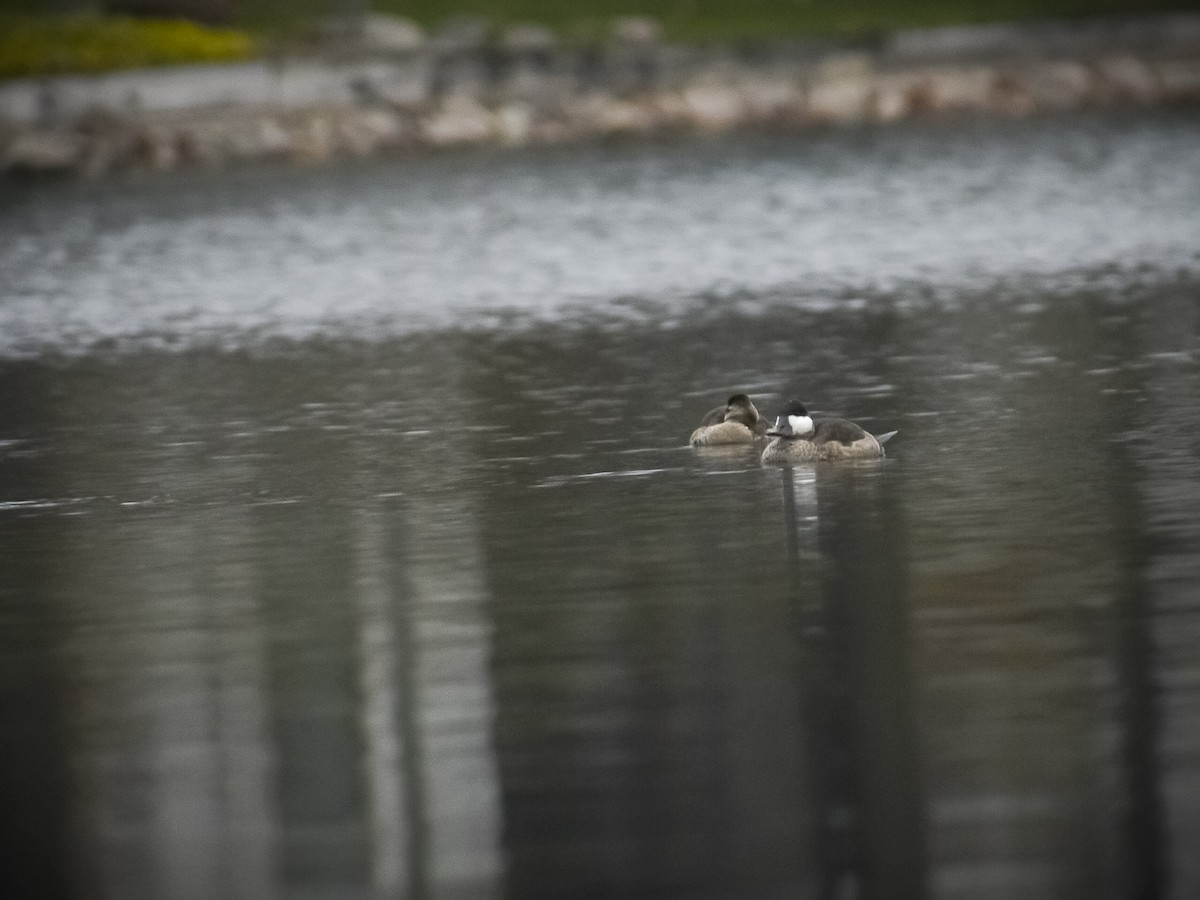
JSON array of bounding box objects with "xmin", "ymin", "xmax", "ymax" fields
[
  {"xmin": 987, "ymin": 74, "xmax": 1036, "ymax": 116},
  {"xmin": 359, "ymin": 108, "xmax": 409, "ymax": 149},
  {"xmin": 1022, "ymin": 62, "xmax": 1093, "ymax": 110},
  {"xmin": 1155, "ymin": 58, "xmax": 1200, "ymax": 99},
  {"xmin": 257, "ymin": 117, "xmax": 293, "ymax": 157},
  {"xmin": 132, "ymin": 126, "xmax": 178, "ymax": 171},
  {"xmin": 652, "ymin": 92, "xmax": 691, "ymax": 128},
  {"xmin": 738, "ymin": 76, "xmax": 804, "ymax": 121},
  {"xmin": 807, "ymin": 79, "xmax": 872, "ymax": 122},
  {"xmin": 78, "ymin": 136, "xmax": 129, "ymax": 179},
  {"xmin": 373, "ymin": 58, "xmax": 433, "ymax": 109},
  {"xmin": 2, "ymin": 130, "xmax": 82, "ymax": 174},
  {"xmin": 529, "ymin": 117, "xmax": 576, "ymax": 145},
  {"xmin": 362, "ymin": 15, "xmax": 426, "ymax": 54},
  {"xmin": 816, "ymin": 53, "xmax": 874, "ymax": 84},
  {"xmin": 421, "ymin": 95, "xmax": 494, "ymax": 146},
  {"xmin": 433, "ymin": 55, "xmax": 490, "ymax": 99},
  {"xmin": 596, "ymin": 98, "xmax": 657, "ymax": 135},
  {"xmin": 681, "ymin": 85, "xmax": 746, "ymax": 131},
  {"xmin": 334, "ymin": 116, "xmax": 375, "ymax": 156},
  {"xmin": 500, "ymin": 23, "xmax": 556, "ymax": 54},
  {"xmin": 870, "ymin": 76, "xmax": 918, "ymax": 121},
  {"xmin": 176, "ymin": 121, "xmax": 224, "ymax": 167},
  {"xmin": 920, "ymin": 66, "xmax": 994, "ymax": 111},
  {"xmin": 611, "ymin": 17, "xmax": 663, "ymax": 46},
  {"xmin": 806, "ymin": 53, "xmax": 874, "ymax": 123},
  {"xmin": 432, "ymin": 17, "xmax": 491, "ymax": 54},
  {"xmin": 494, "ymin": 103, "xmax": 534, "ymax": 145},
  {"xmin": 205, "ymin": 119, "xmax": 264, "ymax": 162},
  {"xmin": 499, "ymin": 67, "xmax": 576, "ymax": 108},
  {"xmin": 1094, "ymin": 57, "xmax": 1159, "ymax": 103},
  {"xmin": 293, "ymin": 115, "xmax": 336, "ymax": 164}
]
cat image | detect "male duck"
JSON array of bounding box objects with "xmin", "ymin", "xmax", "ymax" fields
[
  {"xmin": 760, "ymin": 400, "xmax": 897, "ymax": 463},
  {"xmin": 689, "ymin": 393, "xmax": 769, "ymax": 446}
]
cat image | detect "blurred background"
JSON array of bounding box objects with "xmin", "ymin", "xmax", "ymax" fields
[{"xmin": 2, "ymin": 4, "xmax": 1200, "ymax": 900}]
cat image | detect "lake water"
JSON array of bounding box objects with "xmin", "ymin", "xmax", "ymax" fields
[{"xmin": 2, "ymin": 112, "xmax": 1200, "ymax": 900}]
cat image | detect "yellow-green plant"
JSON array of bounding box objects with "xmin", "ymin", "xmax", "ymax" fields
[{"xmin": 0, "ymin": 15, "xmax": 256, "ymax": 80}]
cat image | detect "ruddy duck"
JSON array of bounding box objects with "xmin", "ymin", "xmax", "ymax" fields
[
  {"xmin": 689, "ymin": 393, "xmax": 769, "ymax": 446},
  {"xmin": 761, "ymin": 400, "xmax": 897, "ymax": 463}
]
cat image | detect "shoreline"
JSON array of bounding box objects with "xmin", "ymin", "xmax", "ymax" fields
[{"xmin": 3, "ymin": 13, "xmax": 1199, "ymax": 178}]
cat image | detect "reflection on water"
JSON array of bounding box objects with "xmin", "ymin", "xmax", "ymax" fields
[
  {"xmin": 2, "ymin": 112, "xmax": 1200, "ymax": 899},
  {"xmin": 1, "ymin": 113, "xmax": 1200, "ymax": 356}
]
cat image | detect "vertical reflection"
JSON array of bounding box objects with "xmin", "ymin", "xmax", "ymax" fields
[
  {"xmin": 354, "ymin": 504, "xmax": 409, "ymax": 895},
  {"xmin": 780, "ymin": 463, "xmax": 927, "ymax": 900},
  {"xmin": 348, "ymin": 347, "xmax": 504, "ymax": 900},
  {"xmin": 354, "ymin": 491, "xmax": 506, "ymax": 899},
  {"xmin": 204, "ymin": 484, "xmax": 282, "ymax": 900},
  {"xmin": 1108, "ymin": 433, "xmax": 1165, "ymax": 900},
  {"xmin": 0, "ymin": 521, "xmax": 74, "ymax": 900},
  {"xmin": 1104, "ymin": 290, "xmax": 1200, "ymax": 900},
  {"xmin": 396, "ymin": 490, "xmax": 503, "ymax": 899},
  {"xmin": 50, "ymin": 345, "xmax": 509, "ymax": 900},
  {"xmin": 67, "ymin": 456, "xmax": 282, "ymax": 900}
]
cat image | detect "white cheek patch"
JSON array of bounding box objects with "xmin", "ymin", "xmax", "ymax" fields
[{"xmin": 789, "ymin": 415, "xmax": 814, "ymax": 436}]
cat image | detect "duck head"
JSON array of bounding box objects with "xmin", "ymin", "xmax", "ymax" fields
[
  {"xmin": 722, "ymin": 393, "xmax": 761, "ymax": 428},
  {"xmin": 767, "ymin": 400, "xmax": 814, "ymax": 438}
]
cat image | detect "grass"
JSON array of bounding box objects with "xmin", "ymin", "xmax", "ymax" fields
[{"xmin": 0, "ymin": 14, "xmax": 256, "ymax": 79}]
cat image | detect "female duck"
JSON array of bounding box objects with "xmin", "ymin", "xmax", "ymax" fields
[
  {"xmin": 761, "ymin": 400, "xmax": 897, "ymax": 463},
  {"xmin": 690, "ymin": 394, "xmax": 769, "ymax": 446}
]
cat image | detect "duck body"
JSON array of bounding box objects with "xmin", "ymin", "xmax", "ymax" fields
[
  {"xmin": 690, "ymin": 393, "xmax": 769, "ymax": 446},
  {"xmin": 760, "ymin": 400, "xmax": 895, "ymax": 464}
]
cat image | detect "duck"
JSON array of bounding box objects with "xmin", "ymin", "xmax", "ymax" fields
[
  {"xmin": 689, "ymin": 393, "xmax": 769, "ymax": 446},
  {"xmin": 760, "ymin": 399, "xmax": 898, "ymax": 463}
]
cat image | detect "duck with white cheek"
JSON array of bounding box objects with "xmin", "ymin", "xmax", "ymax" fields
[{"xmin": 760, "ymin": 399, "xmax": 897, "ymax": 464}]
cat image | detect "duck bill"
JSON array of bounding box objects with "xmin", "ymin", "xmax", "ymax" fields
[{"xmin": 766, "ymin": 416, "xmax": 792, "ymax": 438}]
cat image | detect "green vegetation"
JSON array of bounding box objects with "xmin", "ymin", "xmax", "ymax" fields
[
  {"xmin": 0, "ymin": 15, "xmax": 255, "ymax": 79},
  {"xmin": 0, "ymin": 0, "xmax": 1193, "ymax": 79}
]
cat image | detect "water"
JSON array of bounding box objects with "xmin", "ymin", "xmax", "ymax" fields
[{"xmin": 1, "ymin": 112, "xmax": 1199, "ymax": 900}]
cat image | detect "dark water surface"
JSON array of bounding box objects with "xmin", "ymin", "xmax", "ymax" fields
[{"xmin": 2, "ymin": 113, "xmax": 1200, "ymax": 900}]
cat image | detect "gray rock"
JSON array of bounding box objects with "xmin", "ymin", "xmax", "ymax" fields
[
  {"xmin": 2, "ymin": 130, "xmax": 83, "ymax": 173},
  {"xmin": 595, "ymin": 98, "xmax": 657, "ymax": 135},
  {"xmin": 611, "ymin": 17, "xmax": 663, "ymax": 46},
  {"xmin": 807, "ymin": 55, "xmax": 875, "ymax": 122},
  {"xmin": 421, "ymin": 95, "xmax": 494, "ymax": 146},
  {"xmin": 1022, "ymin": 62, "xmax": 1093, "ymax": 110},
  {"xmin": 886, "ymin": 23, "xmax": 1036, "ymax": 63},
  {"xmin": 499, "ymin": 67, "xmax": 576, "ymax": 108},
  {"xmin": 363, "ymin": 15, "xmax": 426, "ymax": 54},
  {"xmin": 1094, "ymin": 56, "xmax": 1159, "ymax": 102},
  {"xmin": 257, "ymin": 118, "xmax": 293, "ymax": 157},
  {"xmin": 293, "ymin": 115, "xmax": 336, "ymax": 164},
  {"xmin": 1155, "ymin": 58, "xmax": 1200, "ymax": 99},
  {"xmin": 500, "ymin": 23, "xmax": 556, "ymax": 54},
  {"xmin": 357, "ymin": 108, "xmax": 409, "ymax": 149},
  {"xmin": 681, "ymin": 85, "xmax": 746, "ymax": 131},
  {"xmin": 920, "ymin": 66, "xmax": 995, "ymax": 112},
  {"xmin": 737, "ymin": 76, "xmax": 805, "ymax": 121},
  {"xmin": 132, "ymin": 126, "xmax": 178, "ymax": 171},
  {"xmin": 369, "ymin": 57, "xmax": 434, "ymax": 109},
  {"xmin": 432, "ymin": 17, "xmax": 491, "ymax": 54},
  {"xmin": 494, "ymin": 103, "xmax": 534, "ymax": 145},
  {"xmin": 75, "ymin": 135, "xmax": 125, "ymax": 178}
]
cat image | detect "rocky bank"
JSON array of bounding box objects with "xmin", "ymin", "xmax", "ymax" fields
[{"xmin": 2, "ymin": 14, "xmax": 1200, "ymax": 177}]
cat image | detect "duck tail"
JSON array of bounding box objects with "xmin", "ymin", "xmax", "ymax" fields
[{"xmin": 875, "ymin": 430, "xmax": 899, "ymax": 446}]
